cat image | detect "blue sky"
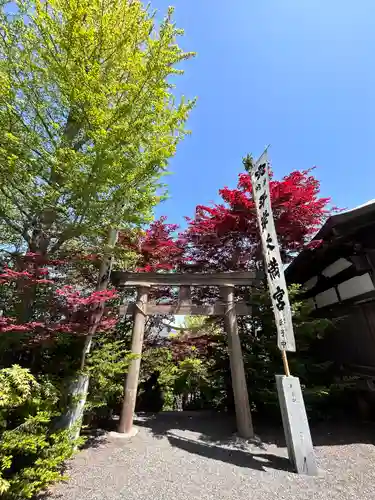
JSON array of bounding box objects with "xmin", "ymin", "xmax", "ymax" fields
[{"xmin": 153, "ymin": 0, "xmax": 375, "ymax": 228}]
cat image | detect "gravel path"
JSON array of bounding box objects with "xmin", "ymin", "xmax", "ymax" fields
[{"xmin": 49, "ymin": 414, "xmax": 375, "ymax": 500}]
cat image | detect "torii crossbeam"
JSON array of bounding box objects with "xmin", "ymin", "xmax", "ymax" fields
[{"xmin": 111, "ymin": 271, "xmax": 261, "ymax": 438}]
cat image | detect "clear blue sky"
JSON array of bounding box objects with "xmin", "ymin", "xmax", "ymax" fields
[{"xmin": 153, "ymin": 0, "xmax": 375, "ymax": 227}]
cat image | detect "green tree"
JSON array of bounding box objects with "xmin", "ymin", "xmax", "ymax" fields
[
  {"xmin": 0, "ymin": 0, "xmax": 196, "ymax": 350},
  {"xmin": 0, "ymin": 0, "xmax": 195, "ymax": 255},
  {"xmin": 181, "ymin": 315, "xmax": 221, "ymax": 337},
  {"xmin": 0, "ymin": 0, "xmax": 195, "ymax": 433},
  {"xmin": 0, "ymin": 365, "xmax": 83, "ymax": 498}
]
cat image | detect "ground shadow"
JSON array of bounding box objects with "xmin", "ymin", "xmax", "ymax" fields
[
  {"xmin": 134, "ymin": 412, "xmax": 375, "ymax": 448},
  {"xmin": 134, "ymin": 412, "xmax": 258, "ymax": 448},
  {"xmin": 310, "ymin": 421, "xmax": 375, "ymax": 447},
  {"xmin": 166, "ymin": 433, "xmax": 292, "ymax": 472},
  {"xmin": 259, "ymin": 419, "xmax": 375, "ymax": 449},
  {"xmin": 80, "ymin": 427, "xmax": 109, "ymax": 450}
]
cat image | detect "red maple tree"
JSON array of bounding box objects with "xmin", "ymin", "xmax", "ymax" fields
[
  {"xmin": 117, "ymin": 166, "xmax": 331, "ymax": 313},
  {"xmin": 181, "ymin": 167, "xmax": 331, "ymax": 272},
  {"xmin": 0, "ymin": 253, "xmax": 118, "ymax": 341},
  {"xmin": 119, "ymin": 216, "xmax": 184, "ymax": 273}
]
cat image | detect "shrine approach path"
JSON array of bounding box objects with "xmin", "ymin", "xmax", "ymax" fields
[{"xmin": 48, "ymin": 413, "xmax": 375, "ymax": 500}]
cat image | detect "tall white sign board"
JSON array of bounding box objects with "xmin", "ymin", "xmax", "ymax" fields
[
  {"xmin": 248, "ymin": 150, "xmax": 318, "ymax": 476},
  {"xmin": 249, "ymin": 150, "xmax": 296, "ymax": 352}
]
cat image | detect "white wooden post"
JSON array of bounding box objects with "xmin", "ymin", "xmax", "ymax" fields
[{"xmin": 248, "ymin": 149, "xmax": 317, "ymax": 475}]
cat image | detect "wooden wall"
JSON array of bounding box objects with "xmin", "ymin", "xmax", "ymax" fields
[{"xmin": 320, "ymin": 299, "xmax": 375, "ymax": 375}]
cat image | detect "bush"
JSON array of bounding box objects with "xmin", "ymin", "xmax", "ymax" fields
[
  {"xmin": 0, "ymin": 365, "xmax": 83, "ymax": 499},
  {"xmin": 137, "ymin": 348, "xmax": 178, "ymax": 411},
  {"xmin": 85, "ymin": 338, "xmax": 135, "ymax": 423},
  {"xmin": 174, "ymin": 357, "xmax": 211, "ymax": 410},
  {"xmin": 137, "ymin": 346, "xmax": 217, "ymax": 412}
]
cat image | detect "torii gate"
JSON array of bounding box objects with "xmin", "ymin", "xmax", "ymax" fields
[{"xmin": 111, "ymin": 271, "xmax": 261, "ymax": 438}]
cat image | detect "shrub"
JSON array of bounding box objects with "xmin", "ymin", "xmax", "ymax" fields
[
  {"xmin": 137, "ymin": 348, "xmax": 178, "ymax": 411},
  {"xmin": 85, "ymin": 338, "xmax": 135, "ymax": 423},
  {"xmin": 0, "ymin": 365, "xmax": 83, "ymax": 499}
]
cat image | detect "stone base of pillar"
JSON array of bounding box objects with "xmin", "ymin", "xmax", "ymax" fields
[{"xmin": 109, "ymin": 427, "xmax": 139, "ymax": 439}]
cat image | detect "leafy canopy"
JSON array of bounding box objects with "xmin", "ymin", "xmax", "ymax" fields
[
  {"xmin": 0, "ymin": 0, "xmax": 195, "ymax": 253},
  {"xmin": 182, "ymin": 164, "xmax": 331, "ymax": 271}
]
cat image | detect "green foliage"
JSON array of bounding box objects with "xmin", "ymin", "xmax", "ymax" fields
[
  {"xmin": 174, "ymin": 358, "xmax": 208, "ymax": 395},
  {"xmin": 173, "ymin": 357, "xmax": 212, "ymax": 410},
  {"xmin": 0, "ymin": 365, "xmax": 39, "ymax": 412},
  {"xmin": 236, "ymin": 284, "xmax": 335, "ymax": 419},
  {"xmin": 0, "ymin": 0, "xmax": 195, "ymax": 254},
  {"xmin": 182, "ymin": 316, "xmax": 207, "ymax": 332},
  {"xmin": 181, "ymin": 315, "xmax": 221, "ymax": 337},
  {"xmin": 85, "ymin": 338, "xmax": 135, "ymax": 419},
  {"xmin": 138, "ymin": 347, "xmax": 215, "ymax": 411},
  {"xmin": 138, "ymin": 347, "xmax": 213, "ymax": 411},
  {"xmin": 0, "ymin": 365, "xmax": 82, "ymax": 499},
  {"xmin": 138, "ymin": 348, "xmax": 178, "ymax": 411}
]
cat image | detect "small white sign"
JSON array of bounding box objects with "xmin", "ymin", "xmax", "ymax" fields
[{"xmin": 249, "ymin": 150, "xmax": 296, "ymax": 352}]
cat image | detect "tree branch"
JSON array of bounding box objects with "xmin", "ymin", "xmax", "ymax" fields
[{"xmin": 0, "ymin": 208, "xmax": 31, "ymax": 244}]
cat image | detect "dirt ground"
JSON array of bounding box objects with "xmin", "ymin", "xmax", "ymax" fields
[{"xmin": 48, "ymin": 414, "xmax": 375, "ymax": 500}]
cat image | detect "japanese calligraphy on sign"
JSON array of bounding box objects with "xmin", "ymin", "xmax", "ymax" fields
[{"xmin": 250, "ymin": 150, "xmax": 296, "ymax": 352}]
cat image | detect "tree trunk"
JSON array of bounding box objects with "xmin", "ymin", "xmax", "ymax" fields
[
  {"xmin": 221, "ymin": 286, "xmax": 254, "ymax": 438},
  {"xmin": 15, "ymin": 232, "xmax": 50, "ymax": 322},
  {"xmin": 55, "ymin": 373, "xmax": 90, "ymax": 442},
  {"xmin": 59, "ymin": 228, "xmax": 118, "ymax": 436}
]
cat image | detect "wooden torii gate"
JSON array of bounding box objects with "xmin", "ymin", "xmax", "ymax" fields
[{"xmin": 111, "ymin": 271, "xmax": 260, "ymax": 438}]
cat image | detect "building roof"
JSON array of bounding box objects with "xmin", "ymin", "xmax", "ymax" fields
[
  {"xmin": 314, "ymin": 199, "xmax": 375, "ymax": 240},
  {"xmin": 285, "ymin": 199, "xmax": 375, "ymax": 283}
]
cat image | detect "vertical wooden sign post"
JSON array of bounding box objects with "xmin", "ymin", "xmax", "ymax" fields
[{"xmin": 247, "ymin": 149, "xmax": 318, "ymax": 476}]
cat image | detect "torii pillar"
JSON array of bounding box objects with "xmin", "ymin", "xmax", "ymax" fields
[
  {"xmin": 118, "ymin": 285, "xmax": 149, "ymax": 435},
  {"xmin": 221, "ymin": 286, "xmax": 253, "ymax": 438}
]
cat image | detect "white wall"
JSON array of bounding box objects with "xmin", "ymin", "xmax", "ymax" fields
[
  {"xmin": 338, "ymin": 273, "xmax": 375, "ymax": 300},
  {"xmin": 315, "ymin": 288, "xmax": 339, "ymax": 308},
  {"xmin": 304, "ymin": 276, "xmax": 318, "ymax": 290},
  {"xmin": 322, "ymin": 258, "xmax": 352, "ymax": 278}
]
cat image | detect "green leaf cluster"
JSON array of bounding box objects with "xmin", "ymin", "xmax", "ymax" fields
[
  {"xmin": 0, "ymin": 365, "xmax": 82, "ymax": 498},
  {"xmin": 85, "ymin": 337, "xmax": 135, "ymax": 415},
  {"xmin": 138, "ymin": 346, "xmax": 214, "ymax": 411},
  {"xmin": 0, "ymin": 0, "xmax": 195, "ymax": 254}
]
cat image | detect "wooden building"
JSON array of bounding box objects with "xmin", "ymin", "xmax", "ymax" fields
[{"xmin": 285, "ymin": 200, "xmax": 375, "ymax": 380}]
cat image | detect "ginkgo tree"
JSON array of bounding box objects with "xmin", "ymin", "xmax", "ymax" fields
[
  {"xmin": 0, "ymin": 0, "xmax": 195, "ymax": 435},
  {"xmin": 0, "ymin": 0, "xmax": 195, "ymax": 255}
]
